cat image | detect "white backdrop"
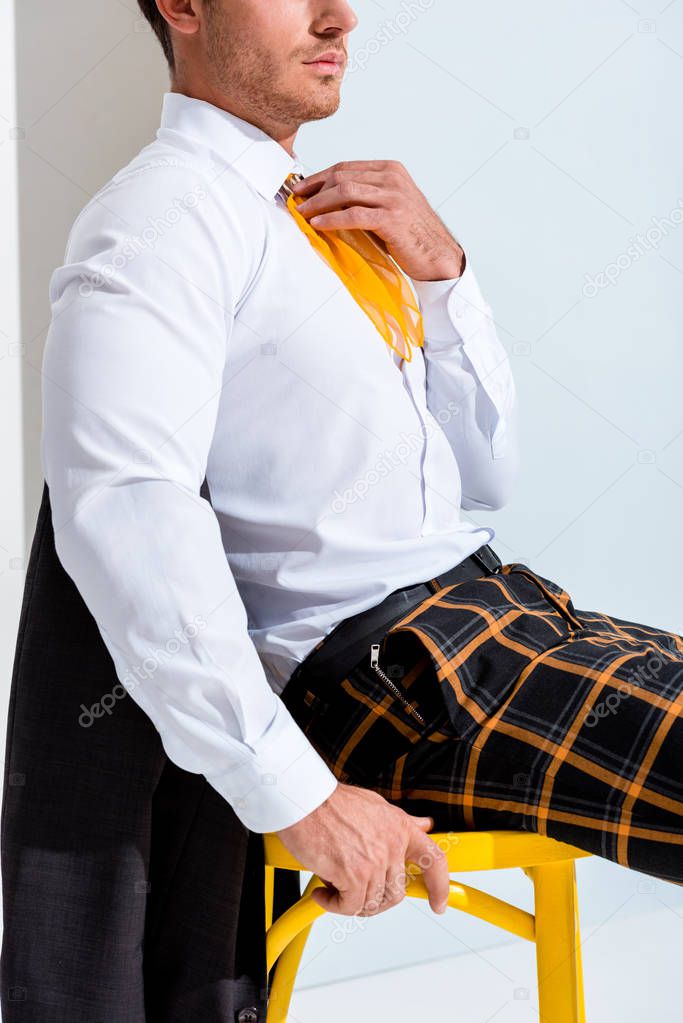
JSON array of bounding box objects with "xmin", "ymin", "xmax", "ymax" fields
[{"xmin": 1, "ymin": 0, "xmax": 682, "ymax": 1013}]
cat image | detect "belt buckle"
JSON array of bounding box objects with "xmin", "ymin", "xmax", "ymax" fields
[{"xmin": 472, "ymin": 544, "xmax": 502, "ymax": 574}]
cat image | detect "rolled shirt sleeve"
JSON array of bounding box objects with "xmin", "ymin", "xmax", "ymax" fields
[
  {"xmin": 41, "ymin": 162, "xmax": 338, "ymax": 834},
  {"xmin": 411, "ymin": 258, "xmax": 519, "ymax": 511}
]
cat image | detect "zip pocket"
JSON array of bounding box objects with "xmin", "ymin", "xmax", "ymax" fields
[{"xmin": 370, "ymin": 642, "xmax": 427, "ymax": 727}]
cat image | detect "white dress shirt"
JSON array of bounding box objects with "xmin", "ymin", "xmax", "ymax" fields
[{"xmin": 41, "ymin": 91, "xmax": 518, "ymax": 833}]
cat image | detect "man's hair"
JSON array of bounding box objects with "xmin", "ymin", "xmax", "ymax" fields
[{"xmin": 137, "ymin": 1, "xmax": 176, "ymax": 68}]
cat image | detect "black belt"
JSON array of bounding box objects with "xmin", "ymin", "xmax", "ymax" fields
[{"xmin": 283, "ymin": 542, "xmax": 502, "ymax": 699}]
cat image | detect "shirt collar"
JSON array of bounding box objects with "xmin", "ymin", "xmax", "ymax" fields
[{"xmin": 158, "ymin": 91, "xmax": 305, "ymax": 202}]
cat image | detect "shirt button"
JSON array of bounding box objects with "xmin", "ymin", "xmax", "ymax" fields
[{"xmin": 236, "ymin": 1008, "xmax": 260, "ymax": 1023}]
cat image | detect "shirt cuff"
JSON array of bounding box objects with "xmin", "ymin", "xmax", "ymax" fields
[
  {"xmin": 204, "ymin": 696, "xmax": 339, "ymax": 833},
  {"xmin": 410, "ymin": 254, "xmax": 490, "ymax": 347},
  {"xmin": 413, "ymin": 259, "xmax": 514, "ymax": 460}
]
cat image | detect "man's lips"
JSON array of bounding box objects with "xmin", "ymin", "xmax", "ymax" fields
[{"xmin": 303, "ymin": 52, "xmax": 345, "ymax": 73}]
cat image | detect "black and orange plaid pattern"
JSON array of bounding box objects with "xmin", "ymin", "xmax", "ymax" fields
[{"xmin": 280, "ymin": 562, "xmax": 683, "ymax": 885}]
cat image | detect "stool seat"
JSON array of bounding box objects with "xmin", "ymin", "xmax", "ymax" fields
[
  {"xmin": 264, "ymin": 829, "xmax": 591, "ymax": 1022},
  {"xmin": 264, "ymin": 828, "xmax": 591, "ymax": 873}
]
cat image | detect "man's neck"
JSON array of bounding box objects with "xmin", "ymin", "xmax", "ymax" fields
[{"xmin": 169, "ymin": 80, "xmax": 299, "ymax": 157}]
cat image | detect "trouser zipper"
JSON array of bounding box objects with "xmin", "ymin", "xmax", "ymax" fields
[{"xmin": 370, "ymin": 643, "xmax": 426, "ymax": 727}]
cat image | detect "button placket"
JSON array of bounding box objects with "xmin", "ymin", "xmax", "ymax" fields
[{"xmin": 401, "ymin": 351, "xmax": 439, "ymax": 535}]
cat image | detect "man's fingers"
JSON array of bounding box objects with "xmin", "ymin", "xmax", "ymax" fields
[
  {"xmin": 291, "ymin": 161, "xmax": 397, "ymax": 195},
  {"xmin": 310, "ymin": 887, "xmax": 339, "ymax": 913},
  {"xmin": 311, "ymin": 877, "xmax": 371, "ymax": 916},
  {"xmin": 296, "ymin": 181, "xmax": 388, "ymax": 218},
  {"xmin": 407, "ymin": 831, "xmax": 450, "ymax": 914},
  {"xmin": 357, "ymin": 871, "xmax": 390, "ymax": 916},
  {"xmin": 410, "ymin": 815, "xmax": 435, "ymax": 832},
  {"xmin": 310, "ymin": 869, "xmax": 398, "ymax": 917},
  {"xmin": 385, "ymin": 860, "xmax": 410, "ymax": 908},
  {"xmin": 302, "ymin": 206, "xmax": 385, "ymax": 232},
  {"xmin": 294, "ymin": 169, "xmax": 395, "ymax": 200},
  {"xmin": 310, "ymin": 881, "xmax": 350, "ymax": 914}
]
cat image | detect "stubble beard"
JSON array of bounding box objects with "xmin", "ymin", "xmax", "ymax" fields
[{"xmin": 205, "ymin": 11, "xmax": 342, "ymax": 130}]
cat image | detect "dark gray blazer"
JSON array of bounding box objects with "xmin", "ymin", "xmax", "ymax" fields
[{"xmin": 0, "ymin": 481, "xmax": 299, "ymax": 1022}]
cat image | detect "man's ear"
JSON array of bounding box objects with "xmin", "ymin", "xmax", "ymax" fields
[{"xmin": 155, "ymin": 0, "xmax": 202, "ymax": 40}]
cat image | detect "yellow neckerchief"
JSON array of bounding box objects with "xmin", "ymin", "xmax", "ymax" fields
[{"xmin": 278, "ymin": 172, "xmax": 424, "ymax": 363}]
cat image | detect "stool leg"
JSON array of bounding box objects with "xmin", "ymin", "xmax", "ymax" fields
[
  {"xmin": 267, "ymin": 923, "xmax": 315, "ymax": 1023},
  {"xmin": 573, "ymin": 864, "xmax": 586, "ymax": 1023},
  {"xmin": 267, "ymin": 875, "xmax": 323, "ymax": 1023},
  {"xmin": 532, "ymin": 859, "xmax": 584, "ymax": 1023},
  {"xmin": 265, "ymin": 864, "xmax": 275, "ymax": 932}
]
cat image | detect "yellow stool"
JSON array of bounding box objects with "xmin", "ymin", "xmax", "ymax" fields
[{"xmin": 264, "ymin": 830, "xmax": 591, "ymax": 1022}]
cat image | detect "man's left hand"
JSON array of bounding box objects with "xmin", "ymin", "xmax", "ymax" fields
[{"xmin": 291, "ymin": 161, "xmax": 465, "ymax": 282}]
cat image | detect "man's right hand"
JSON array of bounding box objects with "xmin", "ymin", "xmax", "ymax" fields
[{"xmin": 275, "ymin": 781, "xmax": 451, "ymax": 917}]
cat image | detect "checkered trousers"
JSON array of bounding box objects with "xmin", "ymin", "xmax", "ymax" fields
[{"xmin": 280, "ymin": 562, "xmax": 683, "ymax": 885}]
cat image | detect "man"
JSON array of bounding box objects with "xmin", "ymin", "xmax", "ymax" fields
[{"xmin": 2, "ymin": 0, "xmax": 681, "ymax": 1019}]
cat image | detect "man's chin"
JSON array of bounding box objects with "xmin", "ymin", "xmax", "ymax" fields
[{"xmin": 298, "ymin": 91, "xmax": 342, "ymax": 122}]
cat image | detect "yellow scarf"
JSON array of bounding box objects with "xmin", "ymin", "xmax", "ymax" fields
[{"xmin": 278, "ymin": 172, "xmax": 424, "ymax": 363}]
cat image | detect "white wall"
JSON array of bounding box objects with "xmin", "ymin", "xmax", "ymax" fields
[
  {"xmin": 15, "ymin": 0, "xmax": 170, "ymax": 528},
  {"xmin": 0, "ymin": 1, "xmax": 168, "ymax": 1004},
  {"xmin": 0, "ymin": 0, "xmax": 24, "ymax": 787},
  {"xmin": 3, "ymin": 0, "xmax": 683, "ymax": 1008}
]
